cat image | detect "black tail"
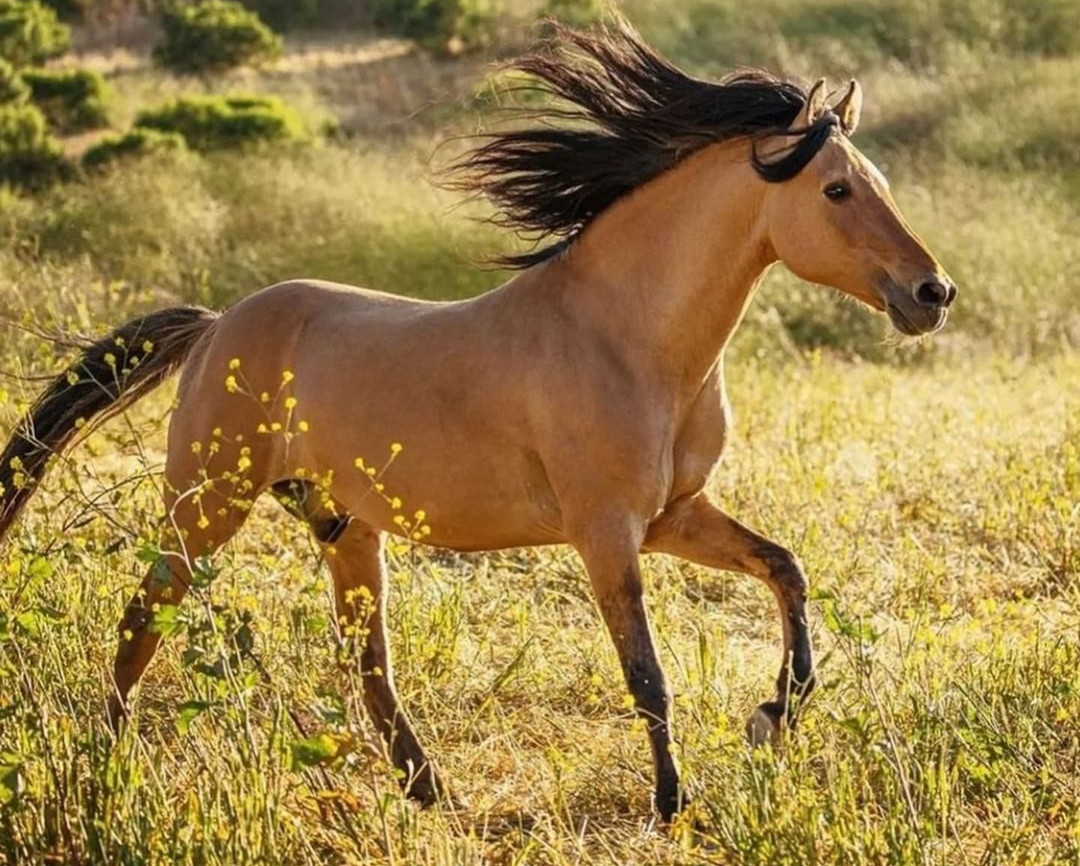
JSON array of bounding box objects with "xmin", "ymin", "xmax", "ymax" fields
[{"xmin": 0, "ymin": 306, "xmax": 219, "ymax": 542}]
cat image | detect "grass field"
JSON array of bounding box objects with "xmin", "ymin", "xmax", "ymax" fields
[{"xmin": 0, "ymin": 0, "xmax": 1077, "ymax": 863}]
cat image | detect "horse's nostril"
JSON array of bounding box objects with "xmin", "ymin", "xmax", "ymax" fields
[{"xmin": 915, "ymin": 280, "xmax": 948, "ymax": 307}]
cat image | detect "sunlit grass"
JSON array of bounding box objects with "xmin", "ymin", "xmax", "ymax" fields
[{"xmin": 0, "ymin": 351, "xmax": 1076, "ymax": 863}]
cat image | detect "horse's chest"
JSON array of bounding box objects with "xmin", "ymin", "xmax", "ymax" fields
[{"xmin": 669, "ymin": 378, "xmax": 731, "ymax": 500}]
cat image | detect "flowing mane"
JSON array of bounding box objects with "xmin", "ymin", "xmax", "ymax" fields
[{"xmin": 450, "ymin": 20, "xmax": 839, "ymax": 268}]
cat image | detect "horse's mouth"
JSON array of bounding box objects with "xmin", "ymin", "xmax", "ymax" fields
[{"xmin": 886, "ymin": 302, "xmax": 947, "ymax": 337}]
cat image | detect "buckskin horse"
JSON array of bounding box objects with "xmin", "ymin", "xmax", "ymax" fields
[{"xmin": 0, "ymin": 21, "xmax": 955, "ymax": 820}]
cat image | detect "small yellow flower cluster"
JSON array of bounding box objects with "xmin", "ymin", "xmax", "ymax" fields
[{"xmin": 7, "ymin": 456, "xmax": 26, "ymax": 491}]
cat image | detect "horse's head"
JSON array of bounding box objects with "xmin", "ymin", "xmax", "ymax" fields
[{"xmin": 760, "ymin": 80, "xmax": 956, "ymax": 336}]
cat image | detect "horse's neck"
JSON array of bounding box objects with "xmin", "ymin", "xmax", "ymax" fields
[{"xmin": 549, "ymin": 141, "xmax": 774, "ymax": 384}]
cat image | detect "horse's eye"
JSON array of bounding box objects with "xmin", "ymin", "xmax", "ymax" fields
[{"xmin": 824, "ymin": 181, "xmax": 851, "ymax": 201}]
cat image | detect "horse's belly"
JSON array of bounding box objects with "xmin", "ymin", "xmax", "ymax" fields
[{"xmin": 302, "ymin": 418, "xmax": 564, "ymax": 551}]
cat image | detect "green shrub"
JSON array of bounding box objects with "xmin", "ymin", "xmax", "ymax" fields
[
  {"xmin": 154, "ymin": 0, "xmax": 282, "ymax": 75},
  {"xmin": 0, "ymin": 0, "xmax": 71, "ymax": 67},
  {"xmin": 373, "ymin": 0, "xmax": 500, "ymax": 55},
  {"xmin": 39, "ymin": 0, "xmax": 89, "ymax": 19},
  {"xmin": 0, "ymin": 101, "xmax": 68, "ymax": 188},
  {"xmin": 22, "ymin": 66, "xmax": 108, "ymax": 132},
  {"xmin": 240, "ymin": 0, "xmax": 318, "ymax": 30},
  {"xmin": 134, "ymin": 94, "xmax": 307, "ymax": 151},
  {"xmin": 82, "ymin": 127, "xmax": 187, "ymax": 170},
  {"xmin": 0, "ymin": 56, "xmax": 28, "ymax": 104}
]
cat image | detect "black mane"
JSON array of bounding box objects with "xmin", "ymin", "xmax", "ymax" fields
[{"xmin": 450, "ymin": 20, "xmax": 838, "ymax": 269}]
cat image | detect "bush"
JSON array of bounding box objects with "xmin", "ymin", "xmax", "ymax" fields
[
  {"xmin": 22, "ymin": 67, "xmax": 109, "ymax": 132},
  {"xmin": 0, "ymin": 56, "xmax": 28, "ymax": 104},
  {"xmin": 0, "ymin": 101, "xmax": 68, "ymax": 188},
  {"xmin": 38, "ymin": 0, "xmax": 89, "ymax": 19},
  {"xmin": 0, "ymin": 0, "xmax": 71, "ymax": 67},
  {"xmin": 82, "ymin": 127, "xmax": 186, "ymax": 170},
  {"xmin": 154, "ymin": 0, "xmax": 282, "ymax": 75},
  {"xmin": 239, "ymin": 0, "xmax": 318, "ymax": 31},
  {"xmin": 134, "ymin": 94, "xmax": 307, "ymax": 151},
  {"xmin": 373, "ymin": 0, "xmax": 500, "ymax": 55}
]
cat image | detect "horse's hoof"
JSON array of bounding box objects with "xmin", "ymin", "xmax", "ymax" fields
[
  {"xmin": 403, "ymin": 768, "xmax": 462, "ymax": 811},
  {"xmin": 746, "ymin": 702, "xmax": 783, "ymax": 748}
]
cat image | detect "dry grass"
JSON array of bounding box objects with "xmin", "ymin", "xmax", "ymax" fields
[{"xmin": 0, "ymin": 352, "xmax": 1076, "ymax": 864}]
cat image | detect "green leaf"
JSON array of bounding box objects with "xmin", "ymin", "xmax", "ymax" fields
[
  {"xmin": 27, "ymin": 557, "xmax": 53, "ymax": 581},
  {"xmin": 289, "ymin": 734, "xmax": 340, "ymax": 769},
  {"xmin": 13, "ymin": 609, "xmax": 58, "ymax": 634},
  {"xmin": 0, "ymin": 755, "xmax": 23, "ymax": 806},
  {"xmin": 151, "ymin": 557, "xmax": 173, "ymax": 586},
  {"xmin": 151, "ymin": 604, "xmax": 182, "ymax": 638},
  {"xmin": 176, "ymin": 700, "xmax": 212, "ymax": 734},
  {"xmin": 191, "ymin": 555, "xmax": 218, "ymax": 588},
  {"xmin": 14, "ymin": 611, "xmax": 40, "ymax": 636}
]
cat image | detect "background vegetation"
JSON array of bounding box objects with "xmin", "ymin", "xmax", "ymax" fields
[{"xmin": 0, "ymin": 0, "xmax": 1076, "ymax": 863}]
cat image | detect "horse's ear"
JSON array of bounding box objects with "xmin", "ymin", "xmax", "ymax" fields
[
  {"xmin": 793, "ymin": 78, "xmax": 828, "ymax": 129},
  {"xmin": 833, "ymin": 79, "xmax": 863, "ymax": 136}
]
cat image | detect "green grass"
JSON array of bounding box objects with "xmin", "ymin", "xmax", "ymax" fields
[{"xmin": 0, "ymin": 0, "xmax": 1077, "ymax": 862}]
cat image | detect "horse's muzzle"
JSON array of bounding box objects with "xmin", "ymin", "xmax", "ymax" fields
[{"xmin": 881, "ymin": 275, "xmax": 956, "ymax": 336}]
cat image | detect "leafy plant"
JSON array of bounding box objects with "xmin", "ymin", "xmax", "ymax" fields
[
  {"xmin": 134, "ymin": 94, "xmax": 307, "ymax": 151},
  {"xmin": 38, "ymin": 0, "xmax": 85, "ymax": 18},
  {"xmin": 239, "ymin": 0, "xmax": 319, "ymax": 31},
  {"xmin": 154, "ymin": 0, "xmax": 282, "ymax": 75},
  {"xmin": 82, "ymin": 126, "xmax": 187, "ymax": 170},
  {"xmin": 0, "ymin": 56, "xmax": 28, "ymax": 104},
  {"xmin": 0, "ymin": 100, "xmax": 68, "ymax": 188},
  {"xmin": 372, "ymin": 0, "xmax": 500, "ymax": 55},
  {"xmin": 22, "ymin": 66, "xmax": 109, "ymax": 132},
  {"xmin": 0, "ymin": 0, "xmax": 70, "ymax": 67}
]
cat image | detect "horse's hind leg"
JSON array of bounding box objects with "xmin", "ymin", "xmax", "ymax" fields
[
  {"xmin": 330, "ymin": 523, "xmax": 447, "ymax": 804},
  {"xmin": 274, "ymin": 482, "xmax": 447, "ymax": 805},
  {"xmin": 107, "ymin": 457, "xmax": 256, "ymax": 728}
]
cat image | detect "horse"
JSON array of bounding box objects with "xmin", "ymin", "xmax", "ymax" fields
[{"xmin": 0, "ymin": 21, "xmax": 955, "ymax": 821}]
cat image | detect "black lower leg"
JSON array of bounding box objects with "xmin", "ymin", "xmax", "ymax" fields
[{"xmin": 624, "ymin": 657, "xmax": 683, "ymax": 819}]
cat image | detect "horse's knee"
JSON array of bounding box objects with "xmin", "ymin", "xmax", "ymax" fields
[{"xmin": 757, "ymin": 542, "xmax": 808, "ymax": 598}]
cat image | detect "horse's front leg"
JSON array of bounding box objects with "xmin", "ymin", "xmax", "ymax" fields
[
  {"xmin": 644, "ymin": 493, "xmax": 815, "ymax": 746},
  {"xmin": 573, "ymin": 516, "xmax": 687, "ymax": 821}
]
